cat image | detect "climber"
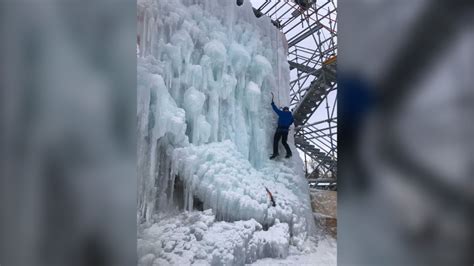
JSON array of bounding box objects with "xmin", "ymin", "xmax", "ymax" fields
[{"xmin": 270, "ymin": 93, "xmax": 294, "ymax": 159}]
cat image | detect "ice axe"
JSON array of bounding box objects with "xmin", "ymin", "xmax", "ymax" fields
[{"xmin": 264, "ymin": 186, "xmax": 276, "ymax": 207}]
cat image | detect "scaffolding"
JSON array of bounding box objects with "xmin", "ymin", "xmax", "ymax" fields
[{"xmin": 252, "ymin": 0, "xmax": 338, "ymax": 183}]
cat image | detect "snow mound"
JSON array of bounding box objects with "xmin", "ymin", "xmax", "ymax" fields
[
  {"xmin": 172, "ymin": 141, "xmax": 312, "ymax": 245},
  {"xmin": 138, "ymin": 210, "xmax": 292, "ymax": 265},
  {"xmin": 138, "ymin": 211, "xmax": 336, "ymax": 265}
]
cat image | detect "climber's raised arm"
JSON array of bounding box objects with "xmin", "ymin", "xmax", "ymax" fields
[{"xmin": 271, "ymin": 93, "xmax": 283, "ymax": 115}]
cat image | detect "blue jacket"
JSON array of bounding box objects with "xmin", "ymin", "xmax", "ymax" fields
[{"xmin": 271, "ymin": 102, "xmax": 294, "ymax": 129}]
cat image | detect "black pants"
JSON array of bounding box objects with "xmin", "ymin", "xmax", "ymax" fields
[{"xmin": 273, "ymin": 129, "xmax": 291, "ymax": 156}]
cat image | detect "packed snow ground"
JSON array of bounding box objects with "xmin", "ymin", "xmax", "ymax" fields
[
  {"xmin": 138, "ymin": 210, "xmax": 336, "ymax": 265},
  {"xmin": 250, "ymin": 239, "xmax": 336, "ymax": 266}
]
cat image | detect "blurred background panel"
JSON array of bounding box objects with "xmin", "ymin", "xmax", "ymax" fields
[
  {"xmin": 339, "ymin": 0, "xmax": 474, "ymax": 265},
  {"xmin": 0, "ymin": 0, "xmax": 136, "ymax": 265}
]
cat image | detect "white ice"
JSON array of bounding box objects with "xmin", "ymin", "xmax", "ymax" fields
[
  {"xmin": 137, "ymin": 0, "xmax": 327, "ymax": 264},
  {"xmin": 138, "ymin": 211, "xmax": 335, "ymax": 265}
]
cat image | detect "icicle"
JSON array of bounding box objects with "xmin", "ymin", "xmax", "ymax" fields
[
  {"xmin": 183, "ymin": 184, "xmax": 188, "ymax": 211},
  {"xmin": 188, "ymin": 183, "xmax": 194, "ymax": 211},
  {"xmin": 168, "ymin": 168, "xmax": 176, "ymax": 207}
]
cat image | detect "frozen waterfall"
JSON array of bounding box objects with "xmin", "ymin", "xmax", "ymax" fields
[{"xmin": 137, "ymin": 0, "xmax": 316, "ymax": 264}]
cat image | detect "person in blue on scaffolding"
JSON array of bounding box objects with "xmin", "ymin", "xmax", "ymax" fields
[{"xmin": 270, "ymin": 92, "xmax": 294, "ymax": 160}]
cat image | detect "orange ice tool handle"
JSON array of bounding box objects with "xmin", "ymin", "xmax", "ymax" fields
[{"xmin": 264, "ymin": 186, "xmax": 276, "ymax": 207}]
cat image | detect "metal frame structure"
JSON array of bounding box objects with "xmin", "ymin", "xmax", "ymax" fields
[{"xmin": 251, "ymin": 0, "xmax": 338, "ymax": 182}]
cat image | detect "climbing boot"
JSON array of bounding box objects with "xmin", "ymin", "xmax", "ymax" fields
[{"xmin": 269, "ymin": 154, "xmax": 278, "ymax": 160}]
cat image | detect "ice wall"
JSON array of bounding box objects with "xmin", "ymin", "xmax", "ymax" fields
[{"xmin": 137, "ymin": 0, "xmax": 314, "ymax": 247}]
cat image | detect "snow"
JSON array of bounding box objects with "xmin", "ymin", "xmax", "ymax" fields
[
  {"xmin": 138, "ymin": 211, "xmax": 336, "ymax": 265},
  {"xmin": 136, "ymin": 0, "xmax": 333, "ymax": 264},
  {"xmin": 171, "ymin": 141, "xmax": 312, "ymax": 245},
  {"xmin": 246, "ymin": 82, "xmax": 261, "ymax": 112},
  {"xmin": 250, "ymin": 237, "xmax": 337, "ymax": 266},
  {"xmin": 184, "ymin": 86, "xmax": 206, "ymax": 114},
  {"xmin": 204, "ymin": 40, "xmax": 227, "ymax": 65},
  {"xmin": 250, "ymin": 55, "xmax": 273, "ymax": 87},
  {"xmin": 229, "ymin": 43, "xmax": 251, "ymax": 74}
]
